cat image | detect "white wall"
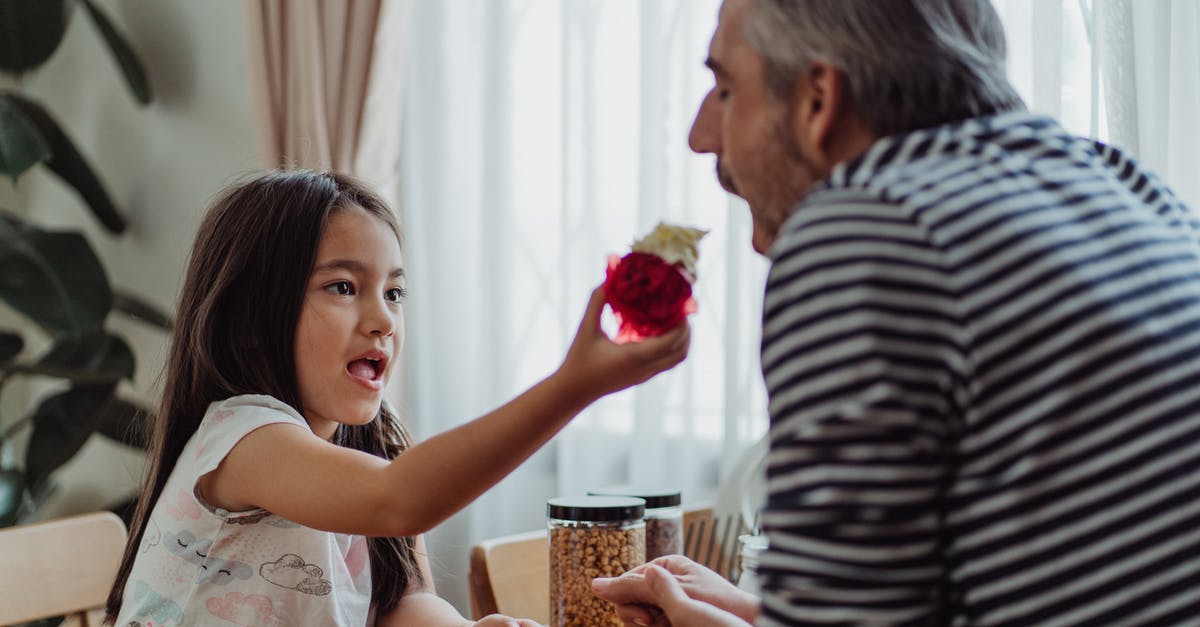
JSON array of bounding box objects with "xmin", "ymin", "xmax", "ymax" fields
[
  {"xmin": 0, "ymin": 4, "xmax": 489, "ymax": 616},
  {"xmin": 2, "ymin": 0, "xmax": 260, "ymax": 520}
]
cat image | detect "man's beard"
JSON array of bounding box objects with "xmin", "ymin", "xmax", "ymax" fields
[
  {"xmin": 748, "ymin": 118, "xmax": 821, "ymax": 250},
  {"xmin": 716, "ymin": 161, "xmax": 738, "ymax": 195}
]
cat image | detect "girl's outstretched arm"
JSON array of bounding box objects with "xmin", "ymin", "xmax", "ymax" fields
[{"xmin": 199, "ymin": 286, "xmax": 689, "ymax": 537}]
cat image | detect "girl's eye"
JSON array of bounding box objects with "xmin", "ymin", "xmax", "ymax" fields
[
  {"xmin": 385, "ymin": 287, "xmax": 407, "ymax": 303},
  {"xmin": 326, "ymin": 281, "xmax": 354, "ymax": 296}
]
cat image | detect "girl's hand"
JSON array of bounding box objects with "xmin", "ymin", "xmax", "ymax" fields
[
  {"xmin": 470, "ymin": 614, "xmax": 543, "ymax": 626},
  {"xmin": 558, "ymin": 285, "xmax": 691, "ymax": 402}
]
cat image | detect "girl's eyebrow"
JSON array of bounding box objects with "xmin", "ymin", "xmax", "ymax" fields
[{"xmin": 313, "ymin": 259, "xmax": 405, "ymax": 278}]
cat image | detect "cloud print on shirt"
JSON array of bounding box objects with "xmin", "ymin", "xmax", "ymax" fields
[
  {"xmin": 164, "ymin": 530, "xmax": 212, "ymax": 566},
  {"xmin": 162, "ymin": 488, "xmax": 202, "ymax": 520},
  {"xmin": 260, "ymin": 554, "xmax": 332, "ymax": 595},
  {"xmin": 163, "ymin": 529, "xmax": 254, "ymax": 585},
  {"xmin": 132, "ymin": 580, "xmax": 185, "ymax": 625},
  {"xmin": 140, "ymin": 519, "xmax": 161, "ymax": 554},
  {"xmin": 206, "ymin": 591, "xmax": 278, "ymax": 626}
]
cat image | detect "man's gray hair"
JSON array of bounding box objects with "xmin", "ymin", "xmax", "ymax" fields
[{"xmin": 745, "ymin": 0, "xmax": 1026, "ymax": 136}]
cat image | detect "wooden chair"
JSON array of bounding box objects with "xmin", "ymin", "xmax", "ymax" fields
[
  {"xmin": 468, "ymin": 529, "xmax": 549, "ymax": 623},
  {"xmin": 682, "ymin": 503, "xmax": 745, "ymax": 582},
  {"xmin": 0, "ymin": 511, "xmax": 128, "ymax": 627},
  {"xmin": 467, "ymin": 505, "xmax": 714, "ymax": 621}
]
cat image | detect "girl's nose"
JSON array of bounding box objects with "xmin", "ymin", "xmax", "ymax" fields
[{"xmin": 362, "ymin": 298, "xmax": 396, "ymax": 337}]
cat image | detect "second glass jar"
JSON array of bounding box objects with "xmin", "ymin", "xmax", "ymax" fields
[{"xmin": 588, "ymin": 485, "xmax": 682, "ymax": 561}]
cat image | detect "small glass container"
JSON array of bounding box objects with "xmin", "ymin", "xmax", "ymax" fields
[
  {"xmin": 588, "ymin": 485, "xmax": 683, "ymax": 560},
  {"xmin": 736, "ymin": 533, "xmax": 768, "ymax": 596},
  {"xmin": 548, "ymin": 496, "xmax": 646, "ymax": 627}
]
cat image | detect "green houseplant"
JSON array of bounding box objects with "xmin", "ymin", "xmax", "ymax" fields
[{"xmin": 0, "ymin": 0, "xmax": 171, "ymax": 527}]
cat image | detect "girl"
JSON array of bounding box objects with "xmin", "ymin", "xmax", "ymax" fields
[{"xmin": 105, "ymin": 170, "xmax": 690, "ymax": 626}]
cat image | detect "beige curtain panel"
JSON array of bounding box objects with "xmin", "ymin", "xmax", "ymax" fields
[{"xmin": 246, "ymin": 0, "xmax": 383, "ymax": 171}]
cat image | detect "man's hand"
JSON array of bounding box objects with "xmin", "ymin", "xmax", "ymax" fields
[
  {"xmin": 593, "ymin": 564, "xmax": 753, "ymax": 626},
  {"xmin": 592, "ymin": 555, "xmax": 759, "ymax": 626}
]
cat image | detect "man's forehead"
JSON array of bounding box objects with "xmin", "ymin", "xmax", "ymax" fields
[{"xmin": 709, "ymin": 0, "xmax": 750, "ymax": 69}]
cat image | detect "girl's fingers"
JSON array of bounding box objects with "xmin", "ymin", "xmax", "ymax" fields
[
  {"xmin": 641, "ymin": 322, "xmax": 691, "ymax": 368},
  {"xmin": 576, "ymin": 285, "xmax": 608, "ymax": 337}
]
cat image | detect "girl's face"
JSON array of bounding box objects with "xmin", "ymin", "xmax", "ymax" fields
[{"xmin": 294, "ymin": 204, "xmax": 405, "ymax": 440}]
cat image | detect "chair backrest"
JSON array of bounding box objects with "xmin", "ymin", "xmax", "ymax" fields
[
  {"xmin": 467, "ymin": 505, "xmax": 715, "ymax": 622},
  {"xmin": 469, "ymin": 529, "xmax": 549, "ymax": 623},
  {"xmin": 0, "ymin": 511, "xmax": 128, "ymax": 626},
  {"xmin": 683, "ymin": 503, "xmax": 746, "ymax": 582}
]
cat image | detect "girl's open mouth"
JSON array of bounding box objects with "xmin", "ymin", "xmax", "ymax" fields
[{"xmin": 347, "ymin": 357, "xmax": 385, "ymax": 389}]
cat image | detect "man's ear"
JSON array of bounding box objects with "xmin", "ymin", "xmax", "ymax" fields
[{"xmin": 789, "ymin": 61, "xmax": 846, "ymax": 168}]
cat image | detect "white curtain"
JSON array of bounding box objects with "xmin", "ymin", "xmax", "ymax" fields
[
  {"xmin": 993, "ymin": 0, "xmax": 1200, "ymax": 209},
  {"xmin": 399, "ymin": 0, "xmax": 768, "ymax": 609},
  {"xmin": 245, "ymin": 0, "xmax": 380, "ymax": 171},
  {"xmin": 398, "ymin": 0, "xmax": 1200, "ymax": 611},
  {"xmin": 244, "ymin": 0, "xmax": 411, "ymax": 204}
]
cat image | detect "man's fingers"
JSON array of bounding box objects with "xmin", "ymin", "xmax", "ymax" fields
[
  {"xmin": 593, "ymin": 573, "xmax": 651, "ymax": 604},
  {"xmin": 595, "ymin": 574, "xmax": 668, "ymax": 626},
  {"xmin": 613, "ymin": 603, "xmax": 663, "ymax": 626},
  {"xmin": 645, "ymin": 565, "xmax": 690, "ymax": 608},
  {"xmin": 650, "ymin": 554, "xmax": 698, "ymax": 574}
]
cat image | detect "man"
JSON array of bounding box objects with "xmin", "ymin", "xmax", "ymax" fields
[{"xmin": 593, "ymin": 0, "xmax": 1200, "ymax": 625}]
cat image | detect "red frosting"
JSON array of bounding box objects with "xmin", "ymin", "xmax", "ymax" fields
[{"xmin": 604, "ymin": 251, "xmax": 697, "ymax": 342}]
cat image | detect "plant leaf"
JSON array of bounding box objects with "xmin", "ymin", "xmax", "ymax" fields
[
  {"xmin": 38, "ymin": 330, "xmax": 134, "ymax": 380},
  {"xmin": 0, "ymin": 329, "xmax": 22, "ymax": 361},
  {"xmin": 0, "ymin": 217, "xmax": 111, "ymax": 336},
  {"xmin": 112, "ymin": 289, "xmax": 173, "ymax": 331},
  {"xmin": 0, "ymin": 360, "xmax": 123, "ymax": 383},
  {"xmin": 1, "ymin": 93, "xmax": 127, "ymax": 233},
  {"xmin": 0, "ymin": 360, "xmax": 123, "ymax": 384},
  {"xmin": 0, "ymin": 94, "xmax": 51, "ymax": 182},
  {"xmin": 94, "ymin": 395, "xmax": 150, "ymax": 449},
  {"xmin": 77, "ymin": 0, "xmax": 151, "ymax": 105},
  {"xmin": 0, "ymin": 0, "xmax": 70, "ymax": 74},
  {"xmin": 0, "ymin": 468, "xmax": 22, "ymax": 527},
  {"xmin": 24, "ymin": 384, "xmax": 113, "ymax": 495}
]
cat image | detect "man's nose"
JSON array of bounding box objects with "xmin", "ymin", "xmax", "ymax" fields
[{"xmin": 688, "ymin": 89, "xmax": 721, "ymax": 154}]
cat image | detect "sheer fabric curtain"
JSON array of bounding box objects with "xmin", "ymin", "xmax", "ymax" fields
[
  {"xmin": 245, "ymin": 0, "xmax": 410, "ymax": 197},
  {"xmin": 400, "ymin": 0, "xmax": 768, "ymax": 608},
  {"xmin": 399, "ymin": 0, "xmax": 1200, "ymax": 611},
  {"xmin": 993, "ymin": 0, "xmax": 1200, "ymax": 209}
]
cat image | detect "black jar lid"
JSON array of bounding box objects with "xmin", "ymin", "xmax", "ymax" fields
[
  {"xmin": 547, "ymin": 496, "xmax": 646, "ymax": 522},
  {"xmin": 588, "ymin": 485, "xmax": 682, "ymax": 509}
]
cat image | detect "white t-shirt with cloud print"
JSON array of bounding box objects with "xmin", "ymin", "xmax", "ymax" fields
[{"xmin": 117, "ymin": 394, "xmax": 373, "ymax": 626}]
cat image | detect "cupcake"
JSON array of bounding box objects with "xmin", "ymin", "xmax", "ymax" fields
[{"xmin": 605, "ymin": 222, "xmax": 707, "ymax": 342}]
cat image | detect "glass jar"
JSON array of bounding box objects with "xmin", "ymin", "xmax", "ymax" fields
[
  {"xmin": 548, "ymin": 496, "xmax": 646, "ymax": 627},
  {"xmin": 588, "ymin": 485, "xmax": 683, "ymax": 560},
  {"xmin": 736, "ymin": 533, "xmax": 768, "ymax": 596}
]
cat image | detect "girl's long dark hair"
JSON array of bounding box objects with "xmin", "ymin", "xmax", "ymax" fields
[{"xmin": 105, "ymin": 170, "xmax": 421, "ymax": 621}]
